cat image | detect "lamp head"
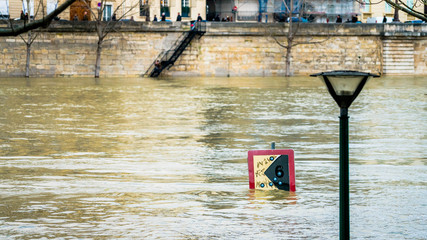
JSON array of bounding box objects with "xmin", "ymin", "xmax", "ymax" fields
[{"xmin": 310, "ymin": 70, "xmax": 380, "ymax": 108}]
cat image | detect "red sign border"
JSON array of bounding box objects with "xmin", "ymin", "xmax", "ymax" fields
[{"xmin": 248, "ymin": 149, "xmax": 295, "ymax": 191}]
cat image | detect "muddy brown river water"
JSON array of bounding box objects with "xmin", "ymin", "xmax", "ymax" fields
[{"xmin": 0, "ymin": 76, "xmax": 426, "ymax": 239}]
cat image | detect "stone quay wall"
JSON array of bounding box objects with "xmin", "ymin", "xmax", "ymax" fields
[{"xmin": 0, "ymin": 21, "xmax": 426, "ymax": 77}]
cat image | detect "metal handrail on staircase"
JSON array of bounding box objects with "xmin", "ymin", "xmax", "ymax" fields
[{"xmin": 145, "ymin": 21, "xmax": 206, "ymax": 77}]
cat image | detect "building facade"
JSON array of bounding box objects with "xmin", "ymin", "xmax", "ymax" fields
[
  {"xmin": 206, "ymin": 0, "xmax": 360, "ymax": 23},
  {"xmin": 360, "ymin": 0, "xmax": 425, "ymax": 23},
  {"xmin": 0, "ymin": 0, "xmax": 356, "ymax": 22},
  {"xmin": 142, "ymin": 0, "xmax": 207, "ymax": 22},
  {"xmin": 0, "ymin": 0, "xmax": 424, "ymax": 23}
]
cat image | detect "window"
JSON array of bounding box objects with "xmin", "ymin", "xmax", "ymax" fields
[
  {"xmin": 181, "ymin": 0, "xmax": 190, "ymax": 17},
  {"xmin": 103, "ymin": 4, "xmax": 112, "ymax": 21},
  {"xmin": 160, "ymin": 0, "xmax": 169, "ymax": 17},
  {"xmin": 181, "ymin": 0, "xmax": 189, "ymax": 8},
  {"xmin": 140, "ymin": 0, "xmax": 149, "ymax": 17},
  {"xmin": 385, "ymin": 2, "xmax": 392, "ymax": 13},
  {"xmin": 0, "ymin": 0, "xmax": 8, "ymax": 19}
]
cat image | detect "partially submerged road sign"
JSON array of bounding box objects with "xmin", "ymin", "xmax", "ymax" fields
[{"xmin": 248, "ymin": 149, "xmax": 295, "ymax": 191}]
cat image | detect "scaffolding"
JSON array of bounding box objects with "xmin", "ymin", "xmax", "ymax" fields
[{"xmin": 212, "ymin": 0, "xmax": 359, "ymax": 22}]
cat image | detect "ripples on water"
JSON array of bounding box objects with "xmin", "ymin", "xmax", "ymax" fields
[{"xmin": 0, "ymin": 76, "xmax": 426, "ymax": 239}]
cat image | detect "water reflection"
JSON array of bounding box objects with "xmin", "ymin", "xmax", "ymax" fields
[{"xmin": 0, "ymin": 76, "xmax": 426, "ymax": 239}]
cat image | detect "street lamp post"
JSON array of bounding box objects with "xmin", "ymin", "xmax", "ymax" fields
[{"xmin": 310, "ymin": 70, "xmax": 380, "ymax": 240}]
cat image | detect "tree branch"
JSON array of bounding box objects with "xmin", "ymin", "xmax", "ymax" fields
[
  {"xmin": 393, "ymin": 0, "xmax": 427, "ymax": 20},
  {"xmin": 0, "ymin": 0, "xmax": 77, "ymax": 36},
  {"xmin": 384, "ymin": 0, "xmax": 427, "ymax": 21},
  {"xmin": 358, "ymin": 0, "xmax": 427, "ymax": 21}
]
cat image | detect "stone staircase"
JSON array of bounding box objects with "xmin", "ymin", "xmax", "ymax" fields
[{"xmin": 382, "ymin": 39, "xmax": 415, "ymax": 74}]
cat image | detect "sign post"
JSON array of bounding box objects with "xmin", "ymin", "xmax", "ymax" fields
[{"xmin": 248, "ymin": 149, "xmax": 295, "ymax": 191}]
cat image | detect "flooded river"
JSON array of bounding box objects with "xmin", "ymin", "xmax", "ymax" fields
[{"xmin": 0, "ymin": 76, "xmax": 426, "ymax": 239}]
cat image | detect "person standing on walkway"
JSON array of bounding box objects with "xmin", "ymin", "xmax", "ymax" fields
[
  {"xmin": 177, "ymin": 12, "xmax": 182, "ymax": 21},
  {"xmin": 197, "ymin": 13, "xmax": 202, "ymax": 21},
  {"xmin": 232, "ymin": 6, "xmax": 237, "ymax": 22},
  {"xmin": 161, "ymin": 13, "xmax": 166, "ymax": 21},
  {"xmin": 154, "ymin": 60, "xmax": 162, "ymax": 74},
  {"xmin": 83, "ymin": 11, "xmax": 88, "ymax": 21},
  {"xmin": 336, "ymin": 15, "xmax": 342, "ymax": 23}
]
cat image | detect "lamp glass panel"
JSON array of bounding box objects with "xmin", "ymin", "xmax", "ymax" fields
[{"xmin": 327, "ymin": 76, "xmax": 364, "ymax": 96}]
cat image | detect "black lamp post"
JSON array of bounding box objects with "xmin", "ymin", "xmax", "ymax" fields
[{"xmin": 310, "ymin": 70, "xmax": 380, "ymax": 240}]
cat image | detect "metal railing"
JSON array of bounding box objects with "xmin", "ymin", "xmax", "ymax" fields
[
  {"xmin": 207, "ymin": 11, "xmax": 260, "ymax": 22},
  {"xmin": 237, "ymin": 11, "xmax": 260, "ymax": 22},
  {"xmin": 192, "ymin": 20, "xmax": 206, "ymax": 33},
  {"xmin": 144, "ymin": 21, "xmax": 206, "ymax": 77}
]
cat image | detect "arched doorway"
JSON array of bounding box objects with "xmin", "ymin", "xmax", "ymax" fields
[{"xmin": 70, "ymin": 0, "xmax": 91, "ymax": 21}]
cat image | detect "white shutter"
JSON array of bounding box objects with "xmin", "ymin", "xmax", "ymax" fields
[
  {"xmin": 47, "ymin": 0, "xmax": 57, "ymax": 14},
  {"xmin": 23, "ymin": 0, "xmax": 35, "ymax": 16}
]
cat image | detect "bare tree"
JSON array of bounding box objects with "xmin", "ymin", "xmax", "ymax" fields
[
  {"xmin": 0, "ymin": 0, "xmax": 77, "ymax": 36},
  {"xmin": 266, "ymin": 0, "xmax": 336, "ymax": 76},
  {"xmin": 357, "ymin": 0, "xmax": 426, "ymax": 22},
  {"xmin": 82, "ymin": 0, "xmax": 139, "ymax": 78},
  {"xmin": 19, "ymin": 0, "xmax": 47, "ymax": 77}
]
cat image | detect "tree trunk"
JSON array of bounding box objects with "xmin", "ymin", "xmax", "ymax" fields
[
  {"xmin": 25, "ymin": 32, "xmax": 31, "ymax": 78},
  {"xmin": 285, "ymin": 7, "xmax": 293, "ymax": 77},
  {"xmin": 95, "ymin": 39, "xmax": 102, "ymax": 78},
  {"xmin": 393, "ymin": 0, "xmax": 400, "ymax": 22},
  {"xmin": 285, "ymin": 45, "xmax": 292, "ymax": 77},
  {"xmin": 285, "ymin": 0, "xmax": 293, "ymax": 77}
]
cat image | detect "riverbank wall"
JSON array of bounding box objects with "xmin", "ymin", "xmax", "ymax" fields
[{"xmin": 0, "ymin": 22, "xmax": 426, "ymax": 77}]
